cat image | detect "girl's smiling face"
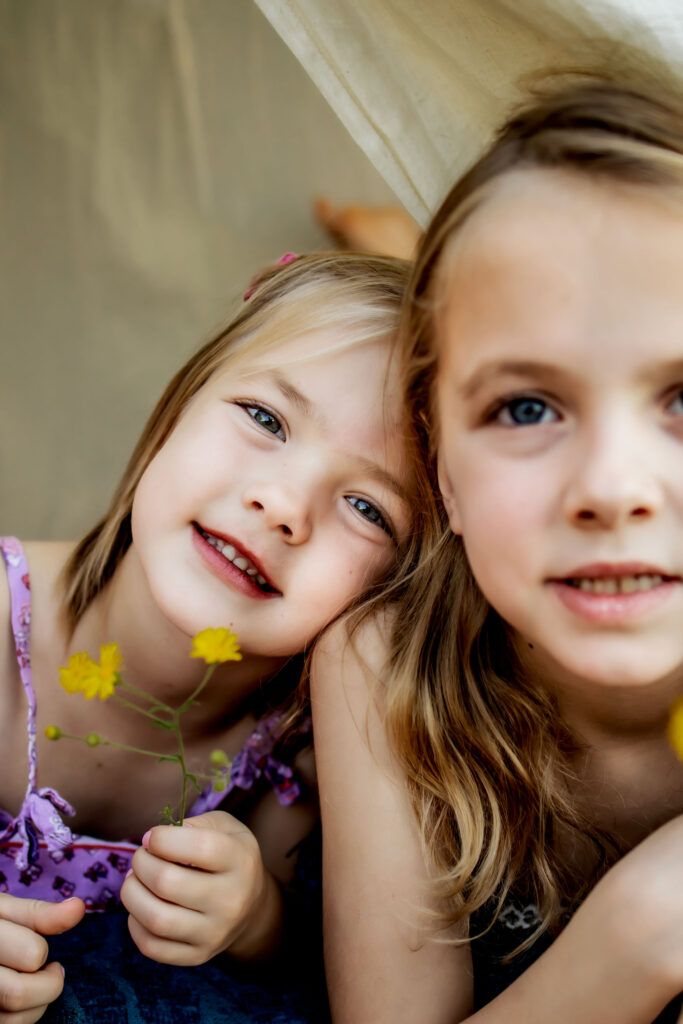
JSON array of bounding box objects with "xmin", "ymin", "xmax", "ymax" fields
[
  {"xmin": 435, "ymin": 169, "xmax": 683, "ymax": 692},
  {"xmin": 131, "ymin": 329, "xmax": 410, "ymax": 660}
]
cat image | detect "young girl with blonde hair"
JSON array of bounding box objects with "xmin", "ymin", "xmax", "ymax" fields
[
  {"xmin": 312, "ymin": 81, "xmax": 683, "ymax": 1023},
  {"xmin": 0, "ymin": 251, "xmax": 422, "ymax": 1022}
]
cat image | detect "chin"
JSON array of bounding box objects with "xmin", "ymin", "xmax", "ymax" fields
[{"xmin": 556, "ymin": 646, "xmax": 682, "ymax": 691}]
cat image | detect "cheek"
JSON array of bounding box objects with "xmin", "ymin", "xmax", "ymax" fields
[
  {"xmin": 456, "ymin": 465, "xmax": 542, "ymax": 586},
  {"xmin": 307, "ymin": 539, "xmax": 393, "ymax": 615}
]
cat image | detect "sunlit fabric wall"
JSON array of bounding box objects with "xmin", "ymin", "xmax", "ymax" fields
[
  {"xmin": 0, "ymin": 0, "xmax": 396, "ymax": 539},
  {"xmin": 256, "ymin": 0, "xmax": 683, "ymax": 226}
]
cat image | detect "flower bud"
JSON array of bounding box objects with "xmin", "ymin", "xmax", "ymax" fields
[
  {"xmin": 85, "ymin": 732, "xmax": 101, "ymax": 747},
  {"xmin": 45, "ymin": 725, "xmax": 62, "ymax": 741},
  {"xmin": 209, "ymin": 749, "xmax": 228, "ymax": 767},
  {"xmin": 212, "ymin": 778, "xmax": 227, "ymax": 792}
]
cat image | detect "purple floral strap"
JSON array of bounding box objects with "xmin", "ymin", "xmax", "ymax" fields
[
  {"xmin": 191, "ymin": 711, "xmax": 312, "ymax": 815},
  {"xmin": 0, "ymin": 538, "xmax": 75, "ymax": 869}
]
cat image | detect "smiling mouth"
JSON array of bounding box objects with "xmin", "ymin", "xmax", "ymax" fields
[
  {"xmin": 562, "ymin": 573, "xmax": 676, "ymax": 594},
  {"xmin": 194, "ymin": 523, "xmax": 279, "ymax": 594}
]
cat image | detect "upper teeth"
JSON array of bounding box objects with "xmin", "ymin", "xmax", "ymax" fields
[
  {"xmin": 568, "ymin": 574, "xmax": 664, "ymax": 594},
  {"xmin": 201, "ymin": 529, "xmax": 267, "ymax": 586}
]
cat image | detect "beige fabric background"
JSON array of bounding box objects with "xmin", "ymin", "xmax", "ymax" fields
[
  {"xmin": 256, "ymin": 0, "xmax": 683, "ymax": 225},
  {"xmin": 5, "ymin": 0, "xmax": 683, "ymax": 542},
  {"xmin": 0, "ymin": 0, "xmax": 396, "ymax": 540}
]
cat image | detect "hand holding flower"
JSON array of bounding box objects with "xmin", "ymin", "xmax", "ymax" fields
[{"xmin": 121, "ymin": 811, "xmax": 283, "ymax": 966}]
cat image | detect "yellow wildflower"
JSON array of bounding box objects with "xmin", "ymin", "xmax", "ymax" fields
[
  {"xmin": 59, "ymin": 651, "xmax": 98, "ymax": 694},
  {"xmin": 669, "ymin": 695, "xmax": 683, "ymax": 760},
  {"xmin": 190, "ymin": 628, "xmax": 242, "ymax": 664},
  {"xmin": 81, "ymin": 643, "xmax": 122, "ymax": 700}
]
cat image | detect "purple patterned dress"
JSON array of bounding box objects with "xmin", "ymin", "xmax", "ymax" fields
[{"xmin": 0, "ymin": 537, "xmax": 309, "ymax": 911}]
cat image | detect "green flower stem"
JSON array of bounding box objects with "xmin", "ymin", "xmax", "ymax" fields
[
  {"xmin": 56, "ymin": 731, "xmax": 180, "ymax": 763},
  {"xmin": 171, "ymin": 666, "xmax": 216, "ymax": 822},
  {"xmin": 117, "ymin": 679, "xmax": 174, "ymax": 714},
  {"xmin": 112, "ymin": 694, "xmax": 172, "ymax": 724},
  {"xmin": 177, "ymin": 664, "xmax": 216, "ymax": 716}
]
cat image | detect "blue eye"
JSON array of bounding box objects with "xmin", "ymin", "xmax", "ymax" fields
[
  {"xmin": 497, "ymin": 397, "xmax": 556, "ymax": 426},
  {"xmin": 346, "ymin": 496, "xmax": 393, "ymax": 538},
  {"xmin": 666, "ymin": 390, "xmax": 683, "ymax": 416},
  {"xmin": 242, "ymin": 404, "xmax": 285, "ymax": 440}
]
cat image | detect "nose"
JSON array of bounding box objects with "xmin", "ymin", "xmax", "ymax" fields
[
  {"xmin": 243, "ymin": 480, "xmax": 313, "ymax": 544},
  {"xmin": 562, "ymin": 415, "xmax": 663, "ymax": 531}
]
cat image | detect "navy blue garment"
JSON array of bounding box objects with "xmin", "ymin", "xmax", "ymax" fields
[
  {"xmin": 471, "ymin": 900, "xmax": 682, "ymax": 1022},
  {"xmin": 43, "ymin": 826, "xmax": 328, "ymax": 1023},
  {"xmin": 43, "ymin": 908, "xmax": 328, "ymax": 1024}
]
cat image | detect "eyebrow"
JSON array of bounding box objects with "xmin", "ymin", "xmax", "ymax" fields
[
  {"xmin": 460, "ymin": 356, "xmax": 683, "ymax": 400},
  {"xmin": 459, "ymin": 359, "xmax": 578, "ymax": 400},
  {"xmin": 270, "ymin": 371, "xmax": 410, "ymax": 504},
  {"xmin": 270, "ymin": 371, "xmax": 315, "ymax": 416}
]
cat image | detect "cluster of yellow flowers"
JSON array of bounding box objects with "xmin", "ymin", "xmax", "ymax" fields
[
  {"xmin": 59, "ymin": 643, "xmax": 123, "ymax": 701},
  {"xmin": 49, "ymin": 626, "xmax": 242, "ymax": 824}
]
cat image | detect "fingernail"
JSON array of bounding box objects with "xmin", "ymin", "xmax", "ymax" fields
[
  {"xmin": 124, "ymin": 868, "xmax": 133, "ymax": 880},
  {"xmin": 57, "ymin": 963, "xmax": 65, "ymax": 977},
  {"xmin": 141, "ymin": 829, "xmax": 151, "ymax": 848}
]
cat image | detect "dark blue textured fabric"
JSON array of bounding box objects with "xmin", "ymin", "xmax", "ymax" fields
[
  {"xmin": 471, "ymin": 902, "xmax": 682, "ymax": 1022},
  {"xmin": 43, "ymin": 910, "xmax": 329, "ymax": 1023}
]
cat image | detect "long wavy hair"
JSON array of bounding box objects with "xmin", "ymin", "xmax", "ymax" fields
[
  {"xmin": 386, "ymin": 78, "xmax": 683, "ymax": 946},
  {"xmin": 62, "ymin": 252, "xmax": 415, "ymax": 630}
]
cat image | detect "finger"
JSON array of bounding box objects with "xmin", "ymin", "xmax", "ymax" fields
[
  {"xmin": 0, "ymin": 919, "xmax": 48, "ymax": 975},
  {"xmin": 0, "ymin": 960, "xmax": 64, "ymax": 1018},
  {"xmin": 128, "ymin": 847, "xmax": 203, "ymax": 910},
  {"xmin": 122, "ymin": 872, "xmax": 202, "ymax": 945},
  {"xmin": 143, "ymin": 815, "xmax": 250, "ymax": 871},
  {"xmin": 0, "ymin": 895, "xmax": 85, "ymax": 937},
  {"xmin": 127, "ymin": 914, "xmax": 204, "ymax": 967}
]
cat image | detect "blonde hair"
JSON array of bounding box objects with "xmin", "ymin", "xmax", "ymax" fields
[
  {"xmin": 63, "ymin": 252, "xmax": 410, "ymax": 627},
  {"xmin": 388, "ymin": 79, "xmax": 683, "ymax": 946}
]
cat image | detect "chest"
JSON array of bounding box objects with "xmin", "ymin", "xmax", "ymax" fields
[{"xmin": 1, "ymin": 651, "xmax": 267, "ymax": 841}]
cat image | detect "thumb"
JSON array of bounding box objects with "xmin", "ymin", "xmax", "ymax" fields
[{"xmin": 0, "ymin": 894, "xmax": 85, "ymax": 936}]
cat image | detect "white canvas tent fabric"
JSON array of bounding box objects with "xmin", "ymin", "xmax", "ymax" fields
[{"xmin": 255, "ymin": 0, "xmax": 683, "ymax": 225}]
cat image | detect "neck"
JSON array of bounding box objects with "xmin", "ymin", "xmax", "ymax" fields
[
  {"xmin": 66, "ymin": 549, "xmax": 287, "ymax": 734},
  {"xmin": 514, "ymin": 637, "xmax": 683, "ymax": 847}
]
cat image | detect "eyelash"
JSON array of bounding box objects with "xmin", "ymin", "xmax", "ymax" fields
[
  {"xmin": 487, "ymin": 387, "xmax": 683, "ymax": 426},
  {"xmin": 237, "ymin": 402, "xmax": 395, "ymax": 540},
  {"xmin": 346, "ymin": 496, "xmax": 394, "ymax": 540},
  {"xmin": 238, "ymin": 402, "xmax": 286, "ymax": 440}
]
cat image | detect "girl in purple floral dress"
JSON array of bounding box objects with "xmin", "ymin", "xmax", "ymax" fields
[{"xmin": 0, "ymin": 252, "xmax": 422, "ymax": 1022}]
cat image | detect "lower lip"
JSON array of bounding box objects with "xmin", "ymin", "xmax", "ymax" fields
[
  {"xmin": 191, "ymin": 526, "xmax": 278, "ymax": 601},
  {"xmin": 550, "ymin": 579, "xmax": 677, "ymax": 625}
]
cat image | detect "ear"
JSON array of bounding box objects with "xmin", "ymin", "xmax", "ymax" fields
[{"xmin": 437, "ymin": 454, "xmax": 462, "ymax": 535}]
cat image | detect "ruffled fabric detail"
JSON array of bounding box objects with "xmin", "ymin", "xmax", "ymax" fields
[
  {"xmin": 230, "ymin": 746, "xmax": 300, "ymax": 806},
  {"xmin": 0, "ymin": 788, "xmax": 75, "ymax": 871}
]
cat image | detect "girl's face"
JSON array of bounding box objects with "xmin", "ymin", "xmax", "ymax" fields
[
  {"xmin": 436, "ymin": 169, "xmax": 683, "ymax": 693},
  {"xmin": 131, "ymin": 328, "xmax": 410, "ymax": 659}
]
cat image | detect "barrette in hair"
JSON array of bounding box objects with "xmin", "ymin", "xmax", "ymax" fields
[{"xmin": 243, "ymin": 252, "xmax": 299, "ymax": 301}]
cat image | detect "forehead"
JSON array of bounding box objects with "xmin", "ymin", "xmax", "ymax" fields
[
  {"xmin": 436, "ymin": 168, "xmax": 683, "ymax": 373},
  {"xmin": 208, "ymin": 326, "xmax": 402, "ymax": 426}
]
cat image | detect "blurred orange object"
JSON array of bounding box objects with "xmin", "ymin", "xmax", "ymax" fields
[{"xmin": 314, "ymin": 197, "xmax": 421, "ymax": 260}]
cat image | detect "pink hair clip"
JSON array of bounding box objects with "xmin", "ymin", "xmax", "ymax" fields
[{"xmin": 243, "ymin": 252, "xmax": 299, "ymax": 301}]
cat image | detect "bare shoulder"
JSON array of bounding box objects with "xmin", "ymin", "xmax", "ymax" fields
[
  {"xmin": 21, "ymin": 541, "xmax": 75, "ymax": 653},
  {"xmin": 311, "ymin": 608, "xmax": 396, "ymax": 770},
  {"xmin": 312, "ymin": 607, "xmax": 394, "ymax": 701}
]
